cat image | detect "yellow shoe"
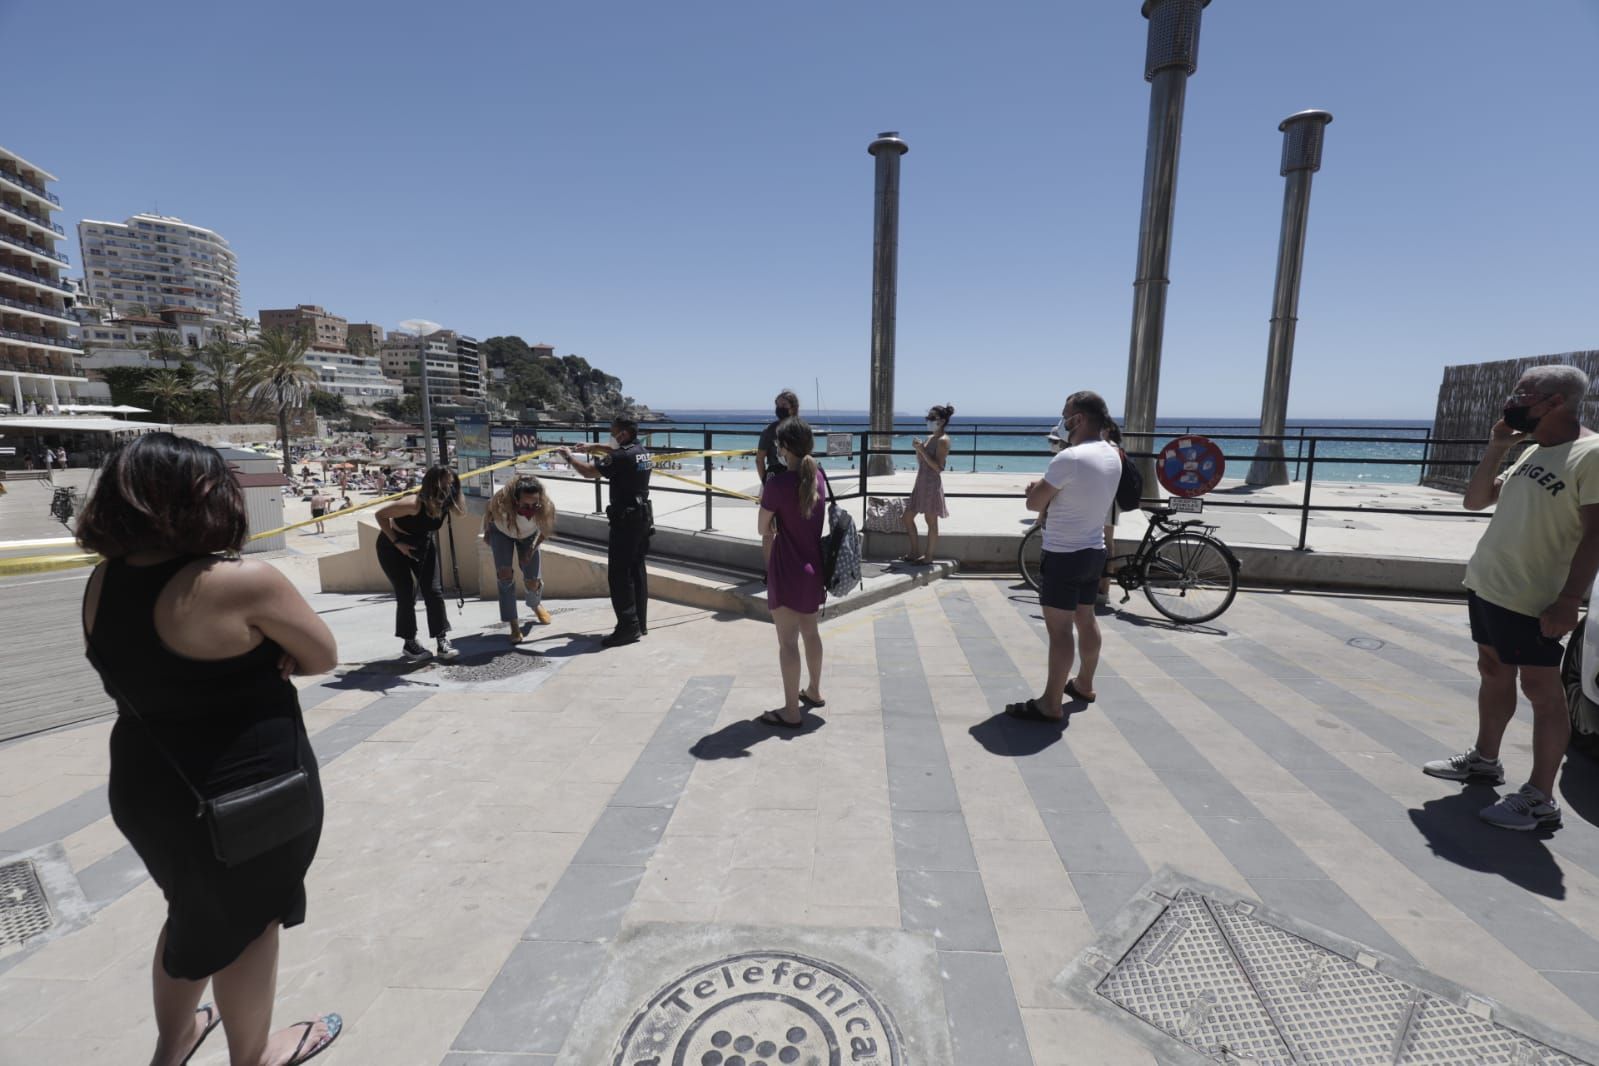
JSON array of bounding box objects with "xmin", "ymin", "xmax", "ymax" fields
[{"xmin": 534, "ymin": 605, "xmax": 552, "ymax": 625}]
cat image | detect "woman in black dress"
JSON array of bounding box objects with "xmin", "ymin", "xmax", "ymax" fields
[
  {"xmin": 78, "ymin": 433, "xmax": 342, "ymax": 1066},
  {"xmin": 374, "ymin": 464, "xmax": 464, "ymax": 662}
]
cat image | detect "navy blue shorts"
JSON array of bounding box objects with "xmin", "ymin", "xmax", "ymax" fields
[
  {"xmin": 1040, "ymin": 548, "xmax": 1106, "ymax": 612},
  {"xmin": 1467, "ymin": 591, "xmax": 1564, "ymax": 668}
]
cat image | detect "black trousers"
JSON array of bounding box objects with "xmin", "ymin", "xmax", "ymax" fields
[
  {"xmin": 376, "ymin": 536, "xmax": 449, "ymax": 640},
  {"xmin": 607, "ymin": 510, "xmax": 651, "ymax": 633}
]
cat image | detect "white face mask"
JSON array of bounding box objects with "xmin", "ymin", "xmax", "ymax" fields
[
  {"xmin": 926, "ymin": 420, "xmax": 941, "ymax": 432},
  {"xmin": 609, "ymin": 434, "xmax": 622, "ymax": 449}
]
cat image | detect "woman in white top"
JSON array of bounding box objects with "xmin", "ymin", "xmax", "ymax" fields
[{"xmin": 482, "ymin": 474, "xmax": 556, "ymax": 643}]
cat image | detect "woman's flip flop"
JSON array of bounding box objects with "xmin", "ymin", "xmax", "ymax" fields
[
  {"xmin": 759, "ymin": 710, "xmax": 806, "ymax": 729},
  {"xmin": 285, "ymin": 1014, "xmax": 343, "ymax": 1065},
  {"xmin": 1004, "ymin": 698, "xmax": 1063, "ymax": 723},
  {"xmin": 178, "ymin": 1003, "xmax": 222, "ymax": 1066},
  {"xmin": 799, "ymin": 692, "xmax": 827, "ymax": 708},
  {"xmin": 1065, "ymin": 680, "xmax": 1097, "ymax": 704}
]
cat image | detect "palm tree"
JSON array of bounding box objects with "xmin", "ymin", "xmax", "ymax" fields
[
  {"xmin": 232, "ymin": 315, "xmax": 258, "ymax": 344},
  {"xmin": 248, "ymin": 327, "xmax": 318, "ymax": 476},
  {"xmin": 139, "ymin": 329, "xmax": 185, "ymax": 370},
  {"xmin": 140, "ymin": 369, "xmax": 192, "ymax": 423},
  {"xmin": 194, "ymin": 338, "xmax": 251, "ymax": 424}
]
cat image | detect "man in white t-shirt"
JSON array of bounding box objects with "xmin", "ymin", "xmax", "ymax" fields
[
  {"xmin": 1423, "ymin": 364, "xmax": 1599, "ymax": 831},
  {"xmin": 1008, "ymin": 390, "xmax": 1124, "ymax": 723}
]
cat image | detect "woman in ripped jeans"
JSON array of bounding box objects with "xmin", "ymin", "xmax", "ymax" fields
[{"xmin": 482, "ymin": 474, "xmax": 556, "ymax": 644}]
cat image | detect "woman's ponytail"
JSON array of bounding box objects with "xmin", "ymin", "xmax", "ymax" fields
[{"xmin": 798, "ymin": 454, "xmax": 819, "ymax": 518}]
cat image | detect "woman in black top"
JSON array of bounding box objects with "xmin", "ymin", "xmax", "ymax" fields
[
  {"xmin": 374, "ymin": 465, "xmax": 464, "ymax": 662},
  {"xmin": 78, "ymin": 433, "xmax": 342, "ymax": 1066}
]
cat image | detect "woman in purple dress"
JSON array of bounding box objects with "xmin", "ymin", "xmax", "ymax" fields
[
  {"xmin": 902, "ymin": 404, "xmax": 954, "ymax": 564},
  {"xmin": 757, "ymin": 417, "xmax": 828, "ymax": 727}
]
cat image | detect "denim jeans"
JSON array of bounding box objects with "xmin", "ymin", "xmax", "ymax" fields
[{"xmin": 487, "ymin": 525, "xmax": 543, "ymax": 622}]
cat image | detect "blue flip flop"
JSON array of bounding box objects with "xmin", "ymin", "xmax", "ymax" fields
[{"xmin": 285, "ymin": 1013, "xmax": 343, "ymax": 1065}]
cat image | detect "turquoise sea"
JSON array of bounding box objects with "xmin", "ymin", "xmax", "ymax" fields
[{"xmin": 537, "ymin": 413, "xmax": 1437, "ymax": 486}]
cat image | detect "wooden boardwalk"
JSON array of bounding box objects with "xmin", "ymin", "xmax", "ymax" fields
[{"xmin": 0, "ymin": 473, "xmax": 111, "ymax": 742}]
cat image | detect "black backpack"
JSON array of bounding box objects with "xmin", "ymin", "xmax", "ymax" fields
[{"xmin": 1115, "ymin": 452, "xmax": 1144, "ymax": 512}]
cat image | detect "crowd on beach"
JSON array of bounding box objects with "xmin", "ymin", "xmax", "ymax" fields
[{"xmin": 70, "ymin": 365, "xmax": 1599, "ymax": 1064}]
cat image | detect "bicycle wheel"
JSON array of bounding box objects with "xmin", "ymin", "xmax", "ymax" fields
[
  {"xmin": 1018, "ymin": 523, "xmax": 1044, "ymax": 592},
  {"xmin": 1142, "ymin": 532, "xmax": 1238, "ymax": 624}
]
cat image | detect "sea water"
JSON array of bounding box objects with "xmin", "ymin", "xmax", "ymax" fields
[{"xmin": 538, "ymin": 413, "xmax": 1436, "ymax": 486}]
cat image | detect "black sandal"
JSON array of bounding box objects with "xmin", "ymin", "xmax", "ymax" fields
[
  {"xmin": 759, "ymin": 709, "xmax": 806, "ymax": 729},
  {"xmin": 177, "ymin": 1003, "xmax": 222, "ymax": 1066},
  {"xmin": 800, "ymin": 692, "xmax": 827, "ymax": 708},
  {"xmin": 284, "ymin": 1014, "xmax": 343, "ymax": 1065},
  {"xmin": 1065, "ymin": 679, "xmax": 1097, "ymax": 704},
  {"xmin": 1004, "ymin": 698, "xmax": 1064, "ymax": 723}
]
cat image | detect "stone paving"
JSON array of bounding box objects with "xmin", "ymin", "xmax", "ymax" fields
[{"xmin": 3, "ymin": 579, "xmax": 1599, "ymax": 1064}]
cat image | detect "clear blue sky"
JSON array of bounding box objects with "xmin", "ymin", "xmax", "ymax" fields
[{"xmin": 6, "ymin": 0, "xmax": 1597, "ymax": 418}]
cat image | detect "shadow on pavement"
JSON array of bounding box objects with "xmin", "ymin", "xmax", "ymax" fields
[
  {"xmin": 1111, "ymin": 611, "xmax": 1229, "ymax": 637},
  {"xmin": 690, "ymin": 714, "xmax": 828, "ymax": 760},
  {"xmin": 969, "ymin": 708, "xmax": 1071, "ymax": 757},
  {"xmin": 1408, "ymin": 784, "xmax": 1565, "ymax": 900},
  {"xmin": 1558, "ymin": 751, "xmax": 1599, "ymax": 830}
]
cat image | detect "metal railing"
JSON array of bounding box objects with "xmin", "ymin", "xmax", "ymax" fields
[
  {"xmin": 0, "ymin": 356, "xmax": 76, "ymax": 376},
  {"xmin": 0, "ymin": 168, "xmax": 60, "ymax": 205},
  {"xmin": 0, "ymin": 229, "xmax": 67, "ymax": 263},
  {"xmin": 0, "ymin": 293, "xmax": 71, "ymax": 321},
  {"xmin": 0, "ymin": 262, "xmax": 69, "ymax": 291},
  {"xmin": 446, "ymin": 422, "xmax": 1485, "ymax": 554},
  {"xmin": 0, "ymin": 199, "xmax": 64, "ymax": 236},
  {"xmin": 0, "ymin": 327, "xmax": 80, "ymax": 350}
]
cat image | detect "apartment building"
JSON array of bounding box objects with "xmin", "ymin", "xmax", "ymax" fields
[
  {"xmin": 380, "ymin": 330, "xmax": 466, "ymax": 405},
  {"xmin": 78, "ymin": 214, "xmax": 240, "ymax": 325},
  {"xmin": 346, "ymin": 322, "xmax": 384, "ymax": 354},
  {"xmin": 260, "ymin": 304, "xmax": 348, "ymax": 352},
  {"xmin": 75, "ymin": 306, "xmax": 213, "ymax": 371},
  {"xmin": 0, "ymin": 144, "xmax": 91, "ymax": 412}
]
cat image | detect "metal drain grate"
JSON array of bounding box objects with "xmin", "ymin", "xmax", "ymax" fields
[
  {"xmin": 0, "ymin": 860, "xmax": 53, "ymax": 948},
  {"xmin": 1076, "ymin": 882, "xmax": 1592, "ymax": 1065},
  {"xmin": 442, "ymin": 653, "xmax": 550, "ymax": 684}
]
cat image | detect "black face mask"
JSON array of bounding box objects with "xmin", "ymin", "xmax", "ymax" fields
[
  {"xmin": 776, "ymin": 406, "xmax": 790, "ymax": 420},
  {"xmin": 1504, "ymin": 405, "xmax": 1541, "ymax": 433}
]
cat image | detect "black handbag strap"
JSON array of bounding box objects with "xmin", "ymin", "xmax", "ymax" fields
[{"xmin": 85, "ymin": 643, "xmax": 207, "ymax": 815}]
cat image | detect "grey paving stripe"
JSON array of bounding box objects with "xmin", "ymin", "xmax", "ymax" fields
[
  {"xmin": 873, "ymin": 608, "xmax": 1030, "ymax": 1066},
  {"xmin": 1331, "ymin": 594, "xmax": 1475, "ymax": 656},
  {"xmin": 1216, "ymin": 628, "xmax": 1599, "ymax": 890},
  {"xmin": 1247, "ymin": 593, "xmax": 1478, "ymax": 690},
  {"xmin": 1126, "ymin": 623, "xmax": 1599, "ymax": 1016},
  {"xmin": 0, "ymin": 681, "xmax": 344, "ymax": 859},
  {"xmin": 448, "ymin": 675, "xmax": 733, "ymax": 1060},
  {"xmin": 936, "ymin": 586, "xmax": 1151, "ymax": 930},
  {"xmin": 1001, "ymin": 593, "xmax": 1409, "ymax": 958}
]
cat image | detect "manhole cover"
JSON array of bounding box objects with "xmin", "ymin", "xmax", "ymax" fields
[
  {"xmin": 1063, "ymin": 875, "xmax": 1594, "ymax": 1065},
  {"xmin": 1348, "ymin": 637, "xmax": 1386, "ymax": 651},
  {"xmin": 614, "ymin": 951, "xmax": 903, "ymax": 1066},
  {"xmin": 0, "ymin": 860, "xmax": 53, "ymax": 948},
  {"xmin": 442, "ymin": 653, "xmax": 550, "ymax": 684}
]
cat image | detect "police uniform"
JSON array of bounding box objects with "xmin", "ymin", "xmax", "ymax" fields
[{"xmin": 597, "ymin": 440, "xmax": 654, "ymax": 636}]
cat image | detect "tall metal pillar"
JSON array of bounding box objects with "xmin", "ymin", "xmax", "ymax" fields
[
  {"xmin": 1247, "ymin": 109, "xmax": 1333, "ymax": 486},
  {"xmin": 1123, "ymin": 0, "xmax": 1210, "ymax": 483},
  {"xmin": 867, "ymin": 131, "xmax": 908, "ymax": 477}
]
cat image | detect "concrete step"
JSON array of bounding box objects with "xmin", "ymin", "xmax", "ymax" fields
[{"xmin": 544, "ymin": 537, "xmax": 958, "ymax": 622}]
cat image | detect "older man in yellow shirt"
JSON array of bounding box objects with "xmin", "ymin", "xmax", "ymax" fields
[{"xmin": 1424, "ymin": 364, "xmax": 1599, "ymax": 831}]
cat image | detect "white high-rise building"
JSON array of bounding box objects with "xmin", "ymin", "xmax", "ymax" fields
[
  {"xmin": 0, "ymin": 144, "xmax": 90, "ymax": 413},
  {"xmin": 78, "ymin": 214, "xmax": 240, "ymax": 325}
]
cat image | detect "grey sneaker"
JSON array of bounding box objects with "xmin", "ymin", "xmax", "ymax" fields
[
  {"xmin": 401, "ymin": 638, "xmax": 430, "ymax": 663},
  {"xmin": 1421, "ymin": 749, "xmax": 1505, "ymax": 785},
  {"xmin": 1480, "ymin": 784, "xmax": 1562, "ymax": 832},
  {"xmin": 435, "ymin": 636, "xmax": 459, "ymax": 662}
]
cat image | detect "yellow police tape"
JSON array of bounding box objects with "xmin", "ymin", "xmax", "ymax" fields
[
  {"xmin": 0, "ymin": 443, "xmax": 763, "ymax": 577},
  {"xmin": 650, "ymin": 469, "xmax": 762, "ymax": 503}
]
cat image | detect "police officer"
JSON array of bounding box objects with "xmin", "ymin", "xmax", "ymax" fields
[{"xmin": 561, "ymin": 417, "xmax": 653, "ymax": 647}]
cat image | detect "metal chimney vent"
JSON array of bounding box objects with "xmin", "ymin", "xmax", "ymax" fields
[
  {"xmin": 1143, "ymin": 0, "xmax": 1211, "ymax": 80},
  {"xmin": 1280, "ymin": 110, "xmax": 1333, "ymax": 175}
]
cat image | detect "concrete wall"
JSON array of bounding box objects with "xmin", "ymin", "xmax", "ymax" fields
[{"xmin": 172, "ymin": 423, "xmax": 278, "ymax": 446}]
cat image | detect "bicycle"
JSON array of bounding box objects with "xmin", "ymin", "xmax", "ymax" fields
[
  {"xmin": 1019, "ymin": 502, "xmax": 1240, "ymax": 625},
  {"xmin": 49, "ymin": 485, "xmax": 79, "ymax": 526}
]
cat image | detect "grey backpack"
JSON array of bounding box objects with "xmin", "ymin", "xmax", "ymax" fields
[{"xmin": 822, "ymin": 473, "xmax": 862, "ymax": 598}]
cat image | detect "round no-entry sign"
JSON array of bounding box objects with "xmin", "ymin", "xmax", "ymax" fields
[{"xmin": 1157, "ymin": 435, "xmax": 1225, "ymax": 497}]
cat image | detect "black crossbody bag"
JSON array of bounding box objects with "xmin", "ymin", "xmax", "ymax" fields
[{"xmin": 88, "ymin": 646, "xmax": 315, "ymax": 868}]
